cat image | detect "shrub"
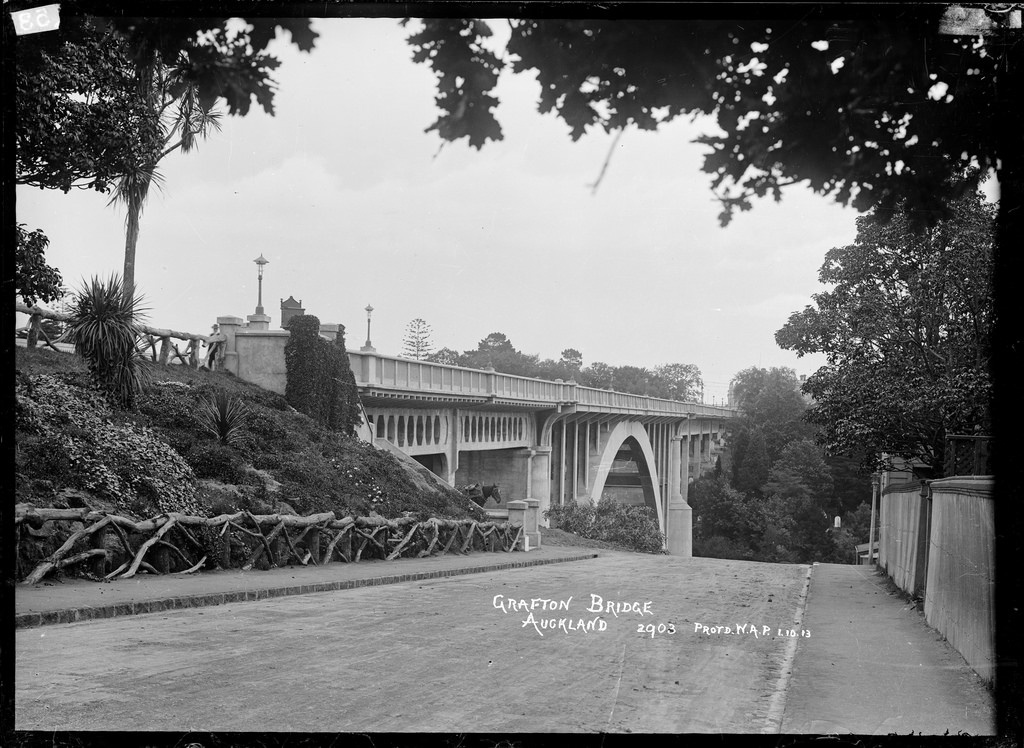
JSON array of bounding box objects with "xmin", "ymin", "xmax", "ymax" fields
[
  {"xmin": 67, "ymin": 274, "xmax": 149, "ymax": 408},
  {"xmin": 136, "ymin": 384, "xmax": 198, "ymax": 430},
  {"xmin": 196, "ymin": 390, "xmax": 252, "ymax": 448},
  {"xmin": 328, "ymin": 326, "xmax": 362, "ymax": 435},
  {"xmin": 284, "ymin": 315, "xmax": 361, "ymax": 436},
  {"xmin": 593, "ymin": 500, "xmax": 666, "ymax": 554},
  {"xmin": 15, "ymin": 373, "xmax": 200, "ymax": 515},
  {"xmin": 546, "ymin": 498, "xmax": 666, "ymax": 553},
  {"xmin": 693, "ymin": 535, "xmax": 755, "ymax": 561},
  {"xmin": 185, "ymin": 442, "xmax": 248, "ymax": 484},
  {"xmin": 545, "ymin": 500, "xmax": 597, "ymax": 537}
]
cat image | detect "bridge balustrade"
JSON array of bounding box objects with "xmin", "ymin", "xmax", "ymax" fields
[
  {"xmin": 575, "ymin": 386, "xmax": 734, "ymax": 418},
  {"xmin": 348, "ymin": 351, "xmax": 736, "ymax": 418},
  {"xmin": 379, "ymin": 357, "xmax": 491, "ymax": 395}
]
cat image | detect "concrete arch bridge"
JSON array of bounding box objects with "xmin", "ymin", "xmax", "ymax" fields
[{"xmin": 350, "ymin": 351, "xmax": 736, "ymax": 556}]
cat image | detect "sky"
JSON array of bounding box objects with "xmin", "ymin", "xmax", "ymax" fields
[{"xmin": 14, "ymin": 17, "xmax": 863, "ymax": 404}]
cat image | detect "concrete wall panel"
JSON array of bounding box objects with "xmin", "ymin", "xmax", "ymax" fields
[{"xmin": 923, "ymin": 477, "xmax": 995, "ymax": 684}]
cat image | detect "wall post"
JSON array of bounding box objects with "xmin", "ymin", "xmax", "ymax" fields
[{"xmin": 525, "ymin": 499, "xmax": 542, "ymax": 550}]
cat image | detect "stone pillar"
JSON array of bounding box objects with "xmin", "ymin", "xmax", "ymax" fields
[
  {"xmin": 320, "ymin": 323, "xmax": 339, "ymax": 342},
  {"xmin": 359, "ymin": 351, "xmax": 379, "ymax": 385},
  {"xmin": 217, "ymin": 316, "xmax": 244, "ymax": 376},
  {"xmin": 667, "ymin": 434, "xmax": 693, "ymax": 557},
  {"xmin": 247, "ymin": 313, "xmax": 271, "ymax": 331},
  {"xmin": 529, "ymin": 446, "xmax": 552, "ymax": 526},
  {"xmin": 525, "ymin": 499, "xmax": 542, "ymax": 549},
  {"xmin": 507, "ymin": 500, "xmax": 528, "ymax": 550}
]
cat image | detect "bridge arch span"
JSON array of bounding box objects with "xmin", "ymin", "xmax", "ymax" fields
[{"xmin": 587, "ymin": 420, "xmax": 665, "ymax": 532}]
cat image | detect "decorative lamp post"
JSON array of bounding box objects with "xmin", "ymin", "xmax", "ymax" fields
[
  {"xmin": 362, "ymin": 304, "xmax": 375, "ymax": 351},
  {"xmin": 253, "ymin": 254, "xmax": 269, "ymax": 315}
]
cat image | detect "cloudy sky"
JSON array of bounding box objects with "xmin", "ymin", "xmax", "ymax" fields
[{"xmin": 15, "ymin": 17, "xmax": 862, "ymax": 403}]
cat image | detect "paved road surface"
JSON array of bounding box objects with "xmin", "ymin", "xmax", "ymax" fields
[
  {"xmin": 17, "ymin": 553, "xmax": 808, "ymax": 733},
  {"xmin": 15, "ymin": 554, "xmax": 995, "ymax": 734}
]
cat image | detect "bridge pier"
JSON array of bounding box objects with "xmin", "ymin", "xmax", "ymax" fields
[
  {"xmin": 529, "ymin": 446, "xmax": 553, "ymax": 526},
  {"xmin": 444, "ymin": 407, "xmax": 460, "ymax": 485},
  {"xmin": 666, "ymin": 432, "xmax": 692, "ymax": 556}
]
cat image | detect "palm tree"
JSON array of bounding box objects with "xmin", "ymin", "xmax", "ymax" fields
[{"xmin": 110, "ymin": 54, "xmax": 222, "ymax": 304}]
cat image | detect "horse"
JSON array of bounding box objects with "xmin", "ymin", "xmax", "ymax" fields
[{"xmin": 462, "ymin": 483, "xmax": 502, "ymax": 507}]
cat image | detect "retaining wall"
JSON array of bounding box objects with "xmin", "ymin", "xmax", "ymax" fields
[
  {"xmin": 923, "ymin": 476, "xmax": 995, "ymax": 685},
  {"xmin": 878, "ymin": 482, "xmax": 931, "ymax": 598}
]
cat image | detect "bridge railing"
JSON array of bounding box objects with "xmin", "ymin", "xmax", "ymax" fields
[
  {"xmin": 575, "ymin": 386, "xmax": 734, "ymax": 417},
  {"xmin": 349, "ymin": 351, "xmax": 573, "ymax": 402},
  {"xmin": 348, "ymin": 351, "xmax": 737, "ymax": 417}
]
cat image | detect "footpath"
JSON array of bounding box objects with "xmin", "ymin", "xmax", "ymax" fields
[
  {"xmin": 14, "ymin": 545, "xmax": 597, "ymax": 628},
  {"xmin": 13, "ymin": 550, "xmax": 997, "ymax": 735},
  {"xmin": 781, "ymin": 563, "xmax": 995, "ymax": 735}
]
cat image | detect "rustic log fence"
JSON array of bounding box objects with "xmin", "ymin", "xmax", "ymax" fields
[
  {"xmin": 16, "ymin": 303, "xmax": 225, "ymax": 368},
  {"xmin": 15, "ymin": 504, "xmax": 525, "ymax": 585}
]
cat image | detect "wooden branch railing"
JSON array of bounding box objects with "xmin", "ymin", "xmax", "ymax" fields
[
  {"xmin": 16, "ymin": 303, "xmax": 226, "ymax": 369},
  {"xmin": 15, "ymin": 504, "xmax": 525, "ymax": 585}
]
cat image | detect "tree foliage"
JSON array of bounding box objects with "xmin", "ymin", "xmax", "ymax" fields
[
  {"xmin": 16, "ymin": 225, "xmax": 64, "ymax": 306},
  {"xmin": 14, "ymin": 13, "xmax": 317, "ymax": 193},
  {"xmin": 401, "ymin": 318, "xmax": 435, "ymax": 360},
  {"xmin": 728, "ymin": 366, "xmax": 814, "ymax": 464},
  {"xmin": 284, "ymin": 315, "xmax": 361, "ymax": 436},
  {"xmin": 423, "ymin": 331, "xmax": 705, "ymax": 400},
  {"xmin": 406, "ymin": 12, "xmax": 1013, "ymax": 227},
  {"xmin": 733, "ymin": 427, "xmax": 770, "ymax": 494},
  {"xmin": 776, "ymin": 184, "xmax": 995, "ymax": 473},
  {"xmin": 15, "ymin": 18, "xmax": 163, "ymax": 194}
]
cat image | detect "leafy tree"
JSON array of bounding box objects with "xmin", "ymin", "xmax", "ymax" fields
[
  {"xmin": 825, "ymin": 455, "xmax": 872, "ymax": 516},
  {"xmin": 559, "ymin": 348, "xmax": 583, "ymax": 376},
  {"xmin": 652, "ymin": 363, "xmax": 703, "ymax": 401},
  {"xmin": 401, "ymin": 318, "xmax": 434, "ymax": 360},
  {"xmin": 14, "ymin": 18, "xmax": 162, "ymax": 194},
  {"xmin": 534, "ymin": 348, "xmax": 584, "ymax": 381},
  {"xmin": 765, "ymin": 439, "xmax": 835, "ymax": 504},
  {"xmin": 461, "ymin": 332, "xmax": 540, "ymax": 376},
  {"xmin": 729, "ymin": 366, "xmax": 815, "ymax": 464},
  {"xmin": 762, "ymin": 439, "xmax": 839, "ymax": 562},
  {"xmin": 405, "ymin": 13, "xmax": 1015, "ymax": 229},
  {"xmin": 110, "ymin": 64, "xmax": 223, "ymax": 302},
  {"xmin": 690, "ymin": 475, "xmax": 751, "ymax": 545},
  {"xmin": 608, "ymin": 365, "xmax": 652, "ymax": 396},
  {"xmin": 13, "ymin": 13, "xmax": 319, "ymax": 300},
  {"xmin": 776, "ymin": 184, "xmax": 995, "ymax": 474},
  {"xmin": 424, "ymin": 347, "xmax": 463, "ymax": 366},
  {"xmin": 733, "ymin": 427, "xmax": 770, "ymax": 494},
  {"xmin": 579, "ymin": 361, "xmax": 614, "ymax": 389},
  {"xmin": 15, "ymin": 225, "xmax": 64, "ymax": 306}
]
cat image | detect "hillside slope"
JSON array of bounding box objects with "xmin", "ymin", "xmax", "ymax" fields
[{"xmin": 14, "ymin": 346, "xmax": 478, "ymax": 526}]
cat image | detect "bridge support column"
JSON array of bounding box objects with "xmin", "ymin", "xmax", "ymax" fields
[
  {"xmin": 529, "ymin": 446, "xmax": 552, "ymax": 527},
  {"xmin": 667, "ymin": 434, "xmax": 692, "ymax": 557},
  {"xmin": 444, "ymin": 408, "xmax": 460, "ymax": 485}
]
